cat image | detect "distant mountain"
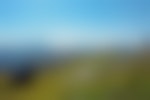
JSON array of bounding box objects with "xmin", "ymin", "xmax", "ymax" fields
[{"xmin": 0, "ymin": 44, "xmax": 54, "ymax": 70}]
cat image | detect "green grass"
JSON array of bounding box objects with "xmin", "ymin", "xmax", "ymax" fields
[{"xmin": 0, "ymin": 53, "xmax": 150, "ymax": 100}]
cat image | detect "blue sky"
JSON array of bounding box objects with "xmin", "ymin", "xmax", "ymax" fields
[{"xmin": 0, "ymin": 0, "xmax": 149, "ymax": 49}]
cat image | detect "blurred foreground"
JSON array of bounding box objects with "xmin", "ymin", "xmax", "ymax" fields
[{"xmin": 0, "ymin": 49, "xmax": 150, "ymax": 100}]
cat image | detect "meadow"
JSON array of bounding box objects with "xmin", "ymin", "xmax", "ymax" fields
[{"xmin": 0, "ymin": 51, "xmax": 150, "ymax": 100}]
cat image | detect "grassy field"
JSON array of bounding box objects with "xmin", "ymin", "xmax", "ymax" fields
[{"xmin": 0, "ymin": 52, "xmax": 150, "ymax": 100}]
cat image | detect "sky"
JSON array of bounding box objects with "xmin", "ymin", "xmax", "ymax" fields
[{"xmin": 0, "ymin": 0, "xmax": 149, "ymax": 49}]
